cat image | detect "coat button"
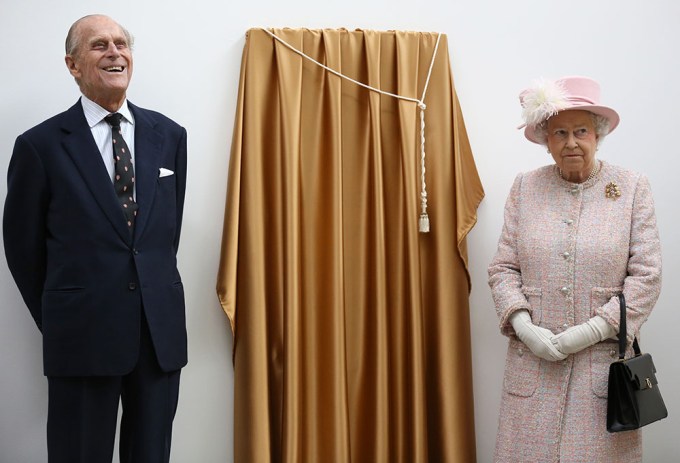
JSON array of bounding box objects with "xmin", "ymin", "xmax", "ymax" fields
[
  {"xmin": 517, "ymin": 348, "xmax": 524, "ymax": 357},
  {"xmin": 132, "ymin": 248, "xmax": 139, "ymax": 255},
  {"xmin": 562, "ymin": 251, "xmax": 570, "ymax": 258},
  {"xmin": 570, "ymin": 188, "xmax": 579, "ymax": 194},
  {"xmin": 128, "ymin": 282, "xmax": 137, "ymax": 290},
  {"xmin": 609, "ymin": 349, "xmax": 618, "ymax": 358},
  {"xmin": 564, "ymin": 219, "xmax": 574, "ymax": 225},
  {"xmin": 560, "ymin": 286, "xmax": 569, "ymax": 294}
]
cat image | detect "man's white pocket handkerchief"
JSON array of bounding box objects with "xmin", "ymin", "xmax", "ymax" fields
[{"xmin": 159, "ymin": 168, "xmax": 174, "ymax": 177}]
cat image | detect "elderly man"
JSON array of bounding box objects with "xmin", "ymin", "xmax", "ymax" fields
[{"xmin": 3, "ymin": 14, "xmax": 187, "ymax": 463}]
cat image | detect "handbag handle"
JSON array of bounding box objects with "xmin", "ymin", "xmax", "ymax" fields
[{"xmin": 617, "ymin": 293, "xmax": 641, "ymax": 360}]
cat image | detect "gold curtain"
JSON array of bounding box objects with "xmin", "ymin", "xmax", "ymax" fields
[{"xmin": 217, "ymin": 28, "xmax": 484, "ymax": 462}]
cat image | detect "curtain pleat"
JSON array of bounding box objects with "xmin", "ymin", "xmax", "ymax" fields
[{"xmin": 217, "ymin": 28, "xmax": 484, "ymax": 462}]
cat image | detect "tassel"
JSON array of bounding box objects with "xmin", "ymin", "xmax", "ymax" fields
[
  {"xmin": 418, "ymin": 103, "xmax": 430, "ymax": 234},
  {"xmin": 419, "ymin": 213, "xmax": 430, "ymax": 233}
]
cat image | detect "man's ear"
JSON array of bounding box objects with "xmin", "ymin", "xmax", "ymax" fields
[{"xmin": 65, "ymin": 55, "xmax": 79, "ymax": 78}]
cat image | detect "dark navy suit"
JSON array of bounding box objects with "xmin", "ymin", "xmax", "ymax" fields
[{"xmin": 3, "ymin": 99, "xmax": 188, "ymax": 462}]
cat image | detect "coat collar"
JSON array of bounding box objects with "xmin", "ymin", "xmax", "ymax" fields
[
  {"xmin": 60, "ymin": 100, "xmax": 163, "ymax": 245},
  {"xmin": 128, "ymin": 102, "xmax": 163, "ymax": 242}
]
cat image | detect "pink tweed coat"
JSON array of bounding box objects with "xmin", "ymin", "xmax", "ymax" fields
[{"xmin": 488, "ymin": 161, "xmax": 662, "ymax": 463}]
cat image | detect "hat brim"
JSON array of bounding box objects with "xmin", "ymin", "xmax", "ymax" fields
[{"xmin": 524, "ymin": 105, "xmax": 620, "ymax": 144}]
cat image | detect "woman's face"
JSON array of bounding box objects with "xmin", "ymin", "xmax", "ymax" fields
[{"xmin": 546, "ymin": 110, "xmax": 599, "ymax": 182}]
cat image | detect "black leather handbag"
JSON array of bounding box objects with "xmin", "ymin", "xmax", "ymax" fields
[{"xmin": 606, "ymin": 294, "xmax": 668, "ymax": 432}]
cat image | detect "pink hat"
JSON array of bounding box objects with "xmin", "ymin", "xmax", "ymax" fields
[{"xmin": 519, "ymin": 76, "xmax": 620, "ymax": 144}]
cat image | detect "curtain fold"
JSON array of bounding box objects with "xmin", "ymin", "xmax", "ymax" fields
[{"xmin": 217, "ymin": 28, "xmax": 484, "ymax": 462}]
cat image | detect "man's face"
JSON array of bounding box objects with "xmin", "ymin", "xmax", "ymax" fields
[{"xmin": 65, "ymin": 16, "xmax": 133, "ymax": 106}]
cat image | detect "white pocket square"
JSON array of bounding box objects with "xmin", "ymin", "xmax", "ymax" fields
[{"xmin": 159, "ymin": 168, "xmax": 174, "ymax": 177}]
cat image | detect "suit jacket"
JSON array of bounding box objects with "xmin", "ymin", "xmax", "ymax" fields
[{"xmin": 3, "ymin": 100, "xmax": 188, "ymax": 376}]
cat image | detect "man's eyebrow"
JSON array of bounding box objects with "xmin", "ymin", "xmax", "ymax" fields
[{"xmin": 88, "ymin": 35, "xmax": 128, "ymax": 45}]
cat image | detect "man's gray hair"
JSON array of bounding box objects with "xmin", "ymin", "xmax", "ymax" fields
[
  {"xmin": 65, "ymin": 15, "xmax": 134, "ymax": 56},
  {"xmin": 533, "ymin": 112, "xmax": 611, "ymax": 147}
]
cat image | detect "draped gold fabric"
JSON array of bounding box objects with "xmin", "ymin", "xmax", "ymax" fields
[{"xmin": 217, "ymin": 28, "xmax": 484, "ymax": 462}]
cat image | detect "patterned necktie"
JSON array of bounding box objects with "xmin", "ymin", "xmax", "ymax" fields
[{"xmin": 104, "ymin": 113, "xmax": 138, "ymax": 230}]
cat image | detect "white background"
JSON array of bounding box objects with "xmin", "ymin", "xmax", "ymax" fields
[{"xmin": 1, "ymin": 1, "xmax": 678, "ymax": 461}]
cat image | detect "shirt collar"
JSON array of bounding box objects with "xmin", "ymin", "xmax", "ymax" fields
[{"xmin": 80, "ymin": 95, "xmax": 134, "ymax": 128}]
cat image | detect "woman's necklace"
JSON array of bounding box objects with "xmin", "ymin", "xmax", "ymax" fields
[{"xmin": 559, "ymin": 160, "xmax": 601, "ymax": 183}]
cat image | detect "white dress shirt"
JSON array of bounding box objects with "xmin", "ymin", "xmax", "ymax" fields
[{"xmin": 80, "ymin": 95, "xmax": 136, "ymax": 198}]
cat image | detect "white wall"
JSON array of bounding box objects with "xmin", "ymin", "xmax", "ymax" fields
[{"xmin": 1, "ymin": 1, "xmax": 678, "ymax": 461}]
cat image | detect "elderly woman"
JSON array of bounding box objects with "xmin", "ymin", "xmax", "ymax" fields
[{"xmin": 488, "ymin": 76, "xmax": 661, "ymax": 462}]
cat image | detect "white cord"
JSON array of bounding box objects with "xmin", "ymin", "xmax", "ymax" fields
[{"xmin": 261, "ymin": 28, "xmax": 442, "ymax": 232}]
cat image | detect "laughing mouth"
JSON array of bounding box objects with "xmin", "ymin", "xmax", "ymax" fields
[{"xmin": 103, "ymin": 66, "xmax": 124, "ymax": 73}]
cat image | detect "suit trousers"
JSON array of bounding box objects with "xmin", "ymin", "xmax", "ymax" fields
[{"xmin": 46, "ymin": 312, "xmax": 181, "ymax": 463}]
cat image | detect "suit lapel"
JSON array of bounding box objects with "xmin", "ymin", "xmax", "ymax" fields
[
  {"xmin": 61, "ymin": 102, "xmax": 132, "ymax": 244},
  {"xmin": 129, "ymin": 102, "xmax": 162, "ymax": 242}
]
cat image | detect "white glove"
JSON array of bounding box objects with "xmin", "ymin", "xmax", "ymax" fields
[
  {"xmin": 509, "ymin": 310, "xmax": 567, "ymax": 362},
  {"xmin": 552, "ymin": 316, "xmax": 617, "ymax": 355}
]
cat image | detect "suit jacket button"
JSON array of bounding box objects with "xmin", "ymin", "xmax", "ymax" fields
[
  {"xmin": 132, "ymin": 248, "xmax": 139, "ymax": 255},
  {"xmin": 128, "ymin": 282, "xmax": 137, "ymax": 290}
]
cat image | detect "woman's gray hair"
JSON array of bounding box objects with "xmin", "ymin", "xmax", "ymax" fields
[
  {"xmin": 65, "ymin": 15, "xmax": 134, "ymax": 56},
  {"xmin": 533, "ymin": 112, "xmax": 611, "ymax": 147}
]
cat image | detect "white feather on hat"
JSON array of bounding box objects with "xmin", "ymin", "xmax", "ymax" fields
[{"xmin": 520, "ymin": 78, "xmax": 569, "ymax": 127}]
